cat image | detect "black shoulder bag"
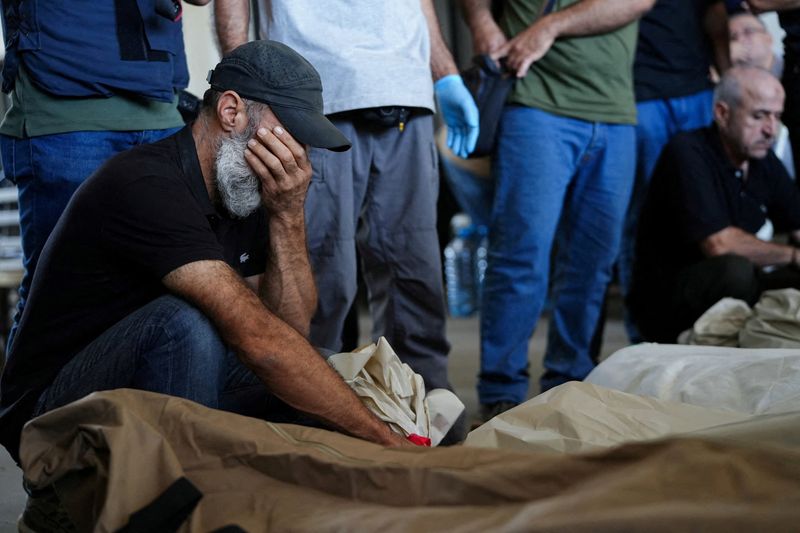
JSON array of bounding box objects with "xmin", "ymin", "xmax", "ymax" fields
[{"xmin": 461, "ymin": 0, "xmax": 558, "ymax": 158}]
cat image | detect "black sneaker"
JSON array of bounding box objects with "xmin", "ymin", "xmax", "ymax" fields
[
  {"xmin": 17, "ymin": 484, "xmax": 76, "ymax": 533},
  {"xmin": 479, "ymin": 400, "xmax": 519, "ymax": 423},
  {"xmin": 438, "ymin": 410, "xmax": 469, "ymax": 446}
]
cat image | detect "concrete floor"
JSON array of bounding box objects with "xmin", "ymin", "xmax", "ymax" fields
[{"xmin": 0, "ymin": 309, "xmax": 630, "ymax": 531}]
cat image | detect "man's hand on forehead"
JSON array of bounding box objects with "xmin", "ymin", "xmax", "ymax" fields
[{"xmin": 244, "ymin": 126, "xmax": 312, "ymax": 218}]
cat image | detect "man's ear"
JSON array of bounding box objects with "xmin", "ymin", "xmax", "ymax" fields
[
  {"xmin": 713, "ymin": 101, "xmax": 729, "ymax": 128},
  {"xmin": 216, "ymin": 91, "xmax": 247, "ymax": 133}
]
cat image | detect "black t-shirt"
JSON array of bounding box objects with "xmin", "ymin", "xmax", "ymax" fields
[
  {"xmin": 0, "ymin": 127, "xmax": 268, "ymax": 460},
  {"xmin": 633, "ymin": 126, "xmax": 800, "ymax": 295},
  {"xmin": 634, "ymin": 0, "xmax": 718, "ymax": 101},
  {"xmin": 780, "ymin": 9, "xmax": 800, "ymax": 66},
  {"xmin": 778, "ymin": 10, "xmax": 800, "ymax": 123}
]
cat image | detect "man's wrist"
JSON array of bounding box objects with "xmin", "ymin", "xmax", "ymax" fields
[
  {"xmin": 536, "ymin": 13, "xmax": 561, "ymax": 41},
  {"xmin": 377, "ymin": 424, "xmax": 406, "ymax": 447},
  {"xmin": 434, "ymin": 74, "xmax": 463, "ymax": 92},
  {"xmin": 268, "ymin": 209, "xmax": 305, "ymax": 232}
]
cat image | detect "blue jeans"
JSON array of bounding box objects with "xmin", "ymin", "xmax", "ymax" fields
[
  {"xmin": 618, "ymin": 90, "xmax": 714, "ymax": 341},
  {"xmin": 33, "ymin": 295, "xmax": 301, "ymax": 422},
  {"xmin": 0, "ymin": 127, "xmax": 181, "ymax": 349},
  {"xmin": 478, "ymin": 106, "xmax": 635, "ymax": 404}
]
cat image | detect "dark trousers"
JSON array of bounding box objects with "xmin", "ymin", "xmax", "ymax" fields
[{"xmin": 631, "ymin": 254, "xmax": 800, "ymax": 343}]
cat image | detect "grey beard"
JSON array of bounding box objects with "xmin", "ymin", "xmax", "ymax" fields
[{"xmin": 214, "ymin": 132, "xmax": 262, "ymax": 219}]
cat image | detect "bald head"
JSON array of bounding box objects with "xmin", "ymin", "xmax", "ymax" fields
[
  {"xmin": 714, "ymin": 66, "xmax": 784, "ymax": 166},
  {"xmin": 714, "ymin": 65, "xmax": 784, "ymax": 108}
]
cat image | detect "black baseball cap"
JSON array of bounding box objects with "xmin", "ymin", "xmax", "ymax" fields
[{"xmin": 207, "ymin": 40, "xmax": 351, "ymax": 152}]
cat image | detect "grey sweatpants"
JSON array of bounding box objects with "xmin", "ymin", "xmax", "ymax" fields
[{"xmin": 304, "ymin": 113, "xmax": 451, "ymax": 390}]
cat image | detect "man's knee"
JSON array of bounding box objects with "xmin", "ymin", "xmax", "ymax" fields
[
  {"xmin": 708, "ymin": 254, "xmax": 760, "ymax": 304},
  {"xmin": 130, "ymin": 295, "xmax": 229, "ymax": 405},
  {"xmin": 628, "ymin": 255, "xmax": 760, "ymax": 343},
  {"xmin": 154, "ymin": 295, "xmax": 226, "ymax": 355}
]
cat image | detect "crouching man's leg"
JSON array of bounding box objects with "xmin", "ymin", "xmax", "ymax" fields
[
  {"xmin": 633, "ymin": 255, "xmax": 767, "ymax": 342},
  {"xmin": 675, "ymin": 254, "xmax": 761, "ymax": 320},
  {"xmin": 34, "ymin": 294, "xmax": 325, "ymax": 427},
  {"xmin": 33, "ymin": 295, "xmax": 229, "ymax": 416}
]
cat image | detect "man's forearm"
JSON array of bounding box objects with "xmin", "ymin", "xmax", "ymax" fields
[
  {"xmin": 705, "ymin": 2, "xmax": 731, "ymax": 74},
  {"xmin": 460, "ymin": 0, "xmax": 508, "ymax": 54},
  {"xmin": 259, "ymin": 214, "xmax": 317, "ymax": 338},
  {"xmin": 748, "ymin": 0, "xmax": 800, "ymax": 11},
  {"xmin": 215, "ymin": 0, "xmax": 251, "ymax": 55},
  {"xmin": 420, "ymin": 0, "xmax": 459, "ymax": 80},
  {"xmin": 543, "ymin": 0, "xmax": 655, "ymax": 39},
  {"xmin": 702, "ymin": 226, "xmax": 796, "ymax": 267},
  {"xmin": 164, "ymin": 261, "xmax": 402, "ymax": 447},
  {"xmin": 461, "ymin": 0, "xmax": 497, "ymax": 35}
]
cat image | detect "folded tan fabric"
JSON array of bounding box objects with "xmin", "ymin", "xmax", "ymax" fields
[
  {"xmin": 740, "ymin": 288, "xmax": 800, "ymax": 348},
  {"xmin": 678, "ymin": 297, "xmax": 752, "ymax": 346},
  {"xmin": 328, "ymin": 337, "xmax": 464, "ymax": 446},
  {"xmin": 679, "ymin": 289, "xmax": 800, "ymax": 348}
]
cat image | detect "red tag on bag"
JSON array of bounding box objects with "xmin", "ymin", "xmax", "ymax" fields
[{"xmin": 407, "ymin": 434, "xmax": 431, "ymax": 447}]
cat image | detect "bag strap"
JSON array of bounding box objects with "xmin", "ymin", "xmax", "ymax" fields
[{"xmin": 116, "ymin": 477, "xmax": 202, "ymax": 533}]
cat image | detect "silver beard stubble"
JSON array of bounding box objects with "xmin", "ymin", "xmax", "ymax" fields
[{"xmin": 213, "ymin": 110, "xmax": 264, "ymax": 219}]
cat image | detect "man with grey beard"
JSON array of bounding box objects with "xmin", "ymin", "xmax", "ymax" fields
[{"xmin": 0, "ymin": 40, "xmax": 411, "ymax": 471}]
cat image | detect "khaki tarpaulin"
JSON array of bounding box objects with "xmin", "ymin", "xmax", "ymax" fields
[{"xmin": 20, "ymin": 389, "xmax": 800, "ymax": 532}]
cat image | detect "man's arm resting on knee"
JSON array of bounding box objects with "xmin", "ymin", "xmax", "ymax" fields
[
  {"xmin": 163, "ymin": 260, "xmax": 406, "ymax": 447},
  {"xmin": 701, "ymin": 226, "xmax": 799, "ymax": 267}
]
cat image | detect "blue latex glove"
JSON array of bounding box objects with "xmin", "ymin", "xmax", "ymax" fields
[{"xmin": 435, "ymin": 74, "xmax": 479, "ymax": 159}]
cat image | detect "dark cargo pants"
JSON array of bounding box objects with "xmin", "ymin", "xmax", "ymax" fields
[{"xmin": 303, "ymin": 113, "xmax": 451, "ymax": 391}]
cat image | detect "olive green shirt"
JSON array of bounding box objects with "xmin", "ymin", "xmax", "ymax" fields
[
  {"xmin": 0, "ymin": 66, "xmax": 183, "ymax": 138},
  {"xmin": 501, "ymin": 0, "xmax": 638, "ymax": 124}
]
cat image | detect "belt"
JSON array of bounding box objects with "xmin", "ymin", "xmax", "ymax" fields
[{"xmin": 330, "ymin": 106, "xmax": 428, "ymax": 131}]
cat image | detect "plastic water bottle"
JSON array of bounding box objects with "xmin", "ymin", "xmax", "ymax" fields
[
  {"xmin": 444, "ymin": 215, "xmax": 477, "ymax": 317},
  {"xmin": 474, "ymin": 225, "xmax": 489, "ymax": 307}
]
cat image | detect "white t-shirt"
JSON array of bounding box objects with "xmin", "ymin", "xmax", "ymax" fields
[{"xmin": 260, "ymin": 0, "xmax": 435, "ymax": 114}]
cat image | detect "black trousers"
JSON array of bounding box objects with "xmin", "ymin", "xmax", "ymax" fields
[{"xmin": 630, "ymin": 254, "xmax": 800, "ymax": 343}]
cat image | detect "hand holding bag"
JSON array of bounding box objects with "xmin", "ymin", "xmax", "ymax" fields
[
  {"xmin": 460, "ymin": 55, "xmax": 514, "ymax": 158},
  {"xmin": 461, "ymin": 0, "xmax": 559, "ymax": 158}
]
